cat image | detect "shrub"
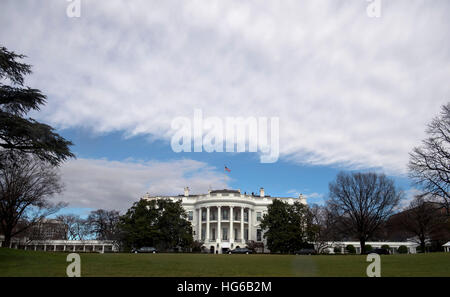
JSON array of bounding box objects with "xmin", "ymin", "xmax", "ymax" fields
[
  {"xmin": 397, "ymin": 245, "xmax": 408, "ymax": 254},
  {"xmin": 381, "ymin": 244, "xmax": 390, "ymax": 250},
  {"xmin": 365, "ymin": 245, "xmax": 373, "ymax": 252},
  {"xmin": 334, "ymin": 246, "xmax": 342, "ymax": 254},
  {"xmin": 346, "ymin": 245, "xmax": 356, "ymax": 254}
]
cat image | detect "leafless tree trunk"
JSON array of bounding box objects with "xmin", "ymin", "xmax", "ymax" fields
[
  {"xmin": 0, "ymin": 152, "xmax": 65, "ymax": 247},
  {"xmin": 409, "ymin": 103, "xmax": 450, "ymax": 216},
  {"xmin": 328, "ymin": 172, "xmax": 403, "ymax": 254}
]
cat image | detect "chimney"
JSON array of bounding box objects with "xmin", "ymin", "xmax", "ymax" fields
[
  {"xmin": 184, "ymin": 187, "xmax": 190, "ymax": 197},
  {"xmin": 260, "ymin": 187, "xmax": 265, "ymax": 197}
]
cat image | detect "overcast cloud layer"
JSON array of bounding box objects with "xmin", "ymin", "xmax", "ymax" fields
[{"xmin": 1, "ymin": 1, "xmax": 450, "ymax": 184}]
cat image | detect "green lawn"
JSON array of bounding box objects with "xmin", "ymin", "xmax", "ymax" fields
[{"xmin": 0, "ymin": 248, "xmax": 449, "ymax": 277}]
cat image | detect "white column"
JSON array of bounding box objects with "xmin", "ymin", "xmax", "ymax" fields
[
  {"xmin": 230, "ymin": 206, "xmax": 234, "ymax": 242},
  {"xmin": 248, "ymin": 209, "xmax": 252, "ymax": 241},
  {"xmin": 44, "ymin": 245, "xmax": 47, "ymax": 251},
  {"xmin": 206, "ymin": 207, "xmax": 210, "ymax": 242},
  {"xmin": 83, "ymin": 245, "xmax": 86, "ymax": 252},
  {"xmin": 63, "ymin": 245, "xmax": 66, "ymax": 252},
  {"xmin": 198, "ymin": 208, "xmax": 202, "ymax": 241},
  {"xmin": 54, "ymin": 245, "xmax": 56, "ymax": 252},
  {"xmin": 73, "ymin": 245, "xmax": 76, "ymax": 252},
  {"xmin": 34, "ymin": 245, "xmax": 37, "ymax": 251},
  {"xmin": 217, "ymin": 206, "xmax": 221, "ymax": 242},
  {"xmin": 102, "ymin": 245, "xmax": 105, "ymax": 254},
  {"xmin": 241, "ymin": 207, "xmax": 244, "ymax": 242}
]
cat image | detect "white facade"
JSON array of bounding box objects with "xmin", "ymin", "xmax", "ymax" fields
[
  {"xmin": 320, "ymin": 241, "xmax": 420, "ymax": 254},
  {"xmin": 443, "ymin": 242, "xmax": 450, "ymax": 252},
  {"xmin": 142, "ymin": 187, "xmax": 306, "ymax": 254},
  {"xmin": 0, "ymin": 237, "xmax": 118, "ymax": 253}
]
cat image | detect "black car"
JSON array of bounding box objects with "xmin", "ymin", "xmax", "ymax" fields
[
  {"xmin": 132, "ymin": 247, "xmax": 158, "ymax": 253},
  {"xmin": 228, "ymin": 248, "xmax": 253, "ymax": 254},
  {"xmin": 365, "ymin": 248, "xmax": 390, "ymax": 255},
  {"xmin": 294, "ymin": 249, "xmax": 317, "ymax": 255}
]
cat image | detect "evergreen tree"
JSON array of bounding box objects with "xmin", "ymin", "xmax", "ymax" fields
[
  {"xmin": 260, "ymin": 199, "xmax": 311, "ymax": 253},
  {"xmin": 119, "ymin": 199, "xmax": 193, "ymax": 251},
  {"xmin": 0, "ymin": 46, "xmax": 74, "ymax": 165}
]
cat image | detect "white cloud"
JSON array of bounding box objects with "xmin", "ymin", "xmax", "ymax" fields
[
  {"xmin": 287, "ymin": 189, "xmax": 324, "ymax": 203},
  {"xmin": 57, "ymin": 158, "xmax": 229, "ymax": 211},
  {"xmin": 1, "ymin": 0, "xmax": 450, "ymax": 174}
]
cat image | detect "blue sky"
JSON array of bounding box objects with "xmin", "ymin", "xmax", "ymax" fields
[
  {"xmin": 1, "ymin": 1, "xmax": 449, "ymax": 216},
  {"xmin": 56, "ymin": 127, "xmax": 413, "ymax": 214}
]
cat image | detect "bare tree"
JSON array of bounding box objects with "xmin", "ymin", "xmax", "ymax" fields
[
  {"xmin": 309, "ymin": 204, "xmax": 342, "ymax": 253},
  {"xmin": 328, "ymin": 172, "xmax": 403, "ymax": 254},
  {"xmin": 87, "ymin": 209, "xmax": 120, "ymax": 240},
  {"xmin": 409, "ymin": 103, "xmax": 450, "ymax": 215},
  {"xmin": 56, "ymin": 214, "xmax": 89, "ymax": 240},
  {"xmin": 0, "ymin": 152, "xmax": 65, "ymax": 247},
  {"xmin": 398, "ymin": 194, "xmax": 445, "ymax": 252}
]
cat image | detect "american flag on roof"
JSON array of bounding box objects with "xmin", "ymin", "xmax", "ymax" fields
[{"xmin": 224, "ymin": 165, "xmax": 231, "ymax": 172}]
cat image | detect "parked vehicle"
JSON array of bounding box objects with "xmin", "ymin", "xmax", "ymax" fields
[
  {"xmin": 132, "ymin": 247, "xmax": 158, "ymax": 253},
  {"xmin": 365, "ymin": 248, "xmax": 390, "ymax": 255},
  {"xmin": 294, "ymin": 249, "xmax": 317, "ymax": 255},
  {"xmin": 228, "ymin": 248, "xmax": 254, "ymax": 254}
]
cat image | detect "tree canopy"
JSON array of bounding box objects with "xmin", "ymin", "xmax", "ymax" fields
[
  {"xmin": 0, "ymin": 153, "xmax": 65, "ymax": 247},
  {"xmin": 327, "ymin": 171, "xmax": 402, "ymax": 254},
  {"xmin": 119, "ymin": 199, "xmax": 193, "ymax": 251},
  {"xmin": 409, "ymin": 103, "xmax": 450, "ymax": 215},
  {"xmin": 260, "ymin": 199, "xmax": 312, "ymax": 253},
  {"xmin": 0, "ymin": 46, "xmax": 74, "ymax": 165}
]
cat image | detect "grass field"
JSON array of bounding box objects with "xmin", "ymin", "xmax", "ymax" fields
[{"xmin": 0, "ymin": 248, "xmax": 449, "ymax": 277}]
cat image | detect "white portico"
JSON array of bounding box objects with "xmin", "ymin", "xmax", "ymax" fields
[{"xmin": 142, "ymin": 187, "xmax": 306, "ymax": 254}]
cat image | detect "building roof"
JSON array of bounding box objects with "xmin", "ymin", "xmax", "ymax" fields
[
  {"xmin": 443, "ymin": 241, "xmax": 450, "ymax": 247},
  {"xmin": 210, "ymin": 189, "xmax": 241, "ymax": 194}
]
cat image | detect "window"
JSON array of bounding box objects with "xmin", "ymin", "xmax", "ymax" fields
[
  {"xmin": 202, "ymin": 210, "xmax": 206, "ymax": 221},
  {"xmin": 201, "ymin": 229, "xmax": 206, "ymax": 241},
  {"xmin": 244, "ymin": 229, "xmax": 248, "ymax": 241},
  {"xmin": 210, "ymin": 211, "xmax": 217, "ymax": 221},
  {"xmin": 256, "ymin": 212, "xmax": 262, "ymax": 222},
  {"xmin": 188, "ymin": 211, "xmax": 193, "ymax": 221},
  {"xmin": 222, "ymin": 228, "xmax": 228, "ymax": 240},
  {"xmin": 222, "ymin": 209, "xmax": 229, "ymax": 220},
  {"xmin": 257, "ymin": 229, "xmax": 262, "ymax": 242},
  {"xmin": 234, "ymin": 228, "xmax": 238, "ymax": 240},
  {"xmin": 211, "ymin": 228, "xmax": 216, "ymax": 240},
  {"xmin": 244, "ymin": 211, "xmax": 248, "ymax": 222}
]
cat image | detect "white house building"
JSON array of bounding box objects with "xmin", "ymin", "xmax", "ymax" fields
[
  {"xmin": 142, "ymin": 187, "xmax": 307, "ymax": 254},
  {"xmin": 319, "ymin": 241, "xmax": 420, "ymax": 254},
  {"xmin": 443, "ymin": 242, "xmax": 450, "ymax": 252}
]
